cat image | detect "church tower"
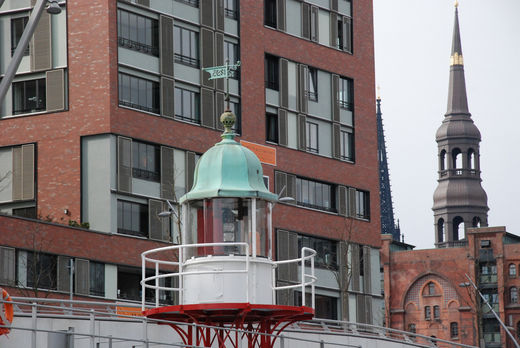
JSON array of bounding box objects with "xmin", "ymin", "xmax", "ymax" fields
[{"xmin": 433, "ymin": 2, "xmax": 489, "ymax": 247}]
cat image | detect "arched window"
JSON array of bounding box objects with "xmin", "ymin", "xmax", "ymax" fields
[
  {"xmin": 408, "ymin": 323, "xmax": 416, "ymax": 333},
  {"xmin": 440, "ymin": 150, "xmax": 447, "ymax": 171},
  {"xmin": 450, "ymin": 322, "xmax": 459, "ymax": 338},
  {"xmin": 433, "ymin": 305, "xmax": 440, "ymax": 319},
  {"xmin": 452, "ymin": 148, "xmax": 462, "ymax": 172},
  {"xmin": 510, "ymin": 264, "xmax": 517, "ymax": 278},
  {"xmin": 472, "ymin": 216, "xmax": 481, "ymax": 227},
  {"xmin": 452, "ymin": 216, "xmax": 465, "ymax": 241},
  {"xmin": 437, "ymin": 219, "xmax": 444, "ymax": 243},
  {"xmin": 511, "ymin": 287, "xmax": 518, "ymax": 304},
  {"xmin": 424, "ymin": 306, "xmax": 431, "ymax": 320},
  {"xmin": 468, "ymin": 149, "xmax": 476, "ymax": 170},
  {"xmin": 428, "ymin": 282, "xmax": 436, "ymax": 295}
]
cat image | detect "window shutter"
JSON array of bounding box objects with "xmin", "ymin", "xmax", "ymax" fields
[
  {"xmin": 149, "ymin": 199, "xmax": 165, "ymax": 241},
  {"xmin": 46, "ymin": 69, "xmax": 65, "ymax": 112},
  {"xmin": 343, "ymin": 16, "xmax": 352, "ymax": 53},
  {"xmin": 356, "ymin": 293, "xmax": 366, "ymax": 323},
  {"xmin": 311, "ymin": 6, "xmax": 319, "ymax": 42},
  {"xmin": 337, "ymin": 185, "xmax": 347, "ymax": 216},
  {"xmin": 277, "ymin": 0, "xmax": 286, "ymax": 31},
  {"xmin": 301, "ymin": 3, "xmax": 310, "ymax": 39},
  {"xmin": 331, "ymin": 74, "xmax": 340, "ymax": 122},
  {"xmin": 330, "ymin": 0, "xmax": 338, "ymax": 12},
  {"xmin": 161, "ymin": 146, "xmax": 175, "ymax": 200},
  {"xmin": 274, "ymin": 171, "xmax": 287, "ymax": 196},
  {"xmin": 279, "ymin": 59, "xmax": 289, "ymax": 108},
  {"xmin": 286, "ymin": 173, "xmax": 296, "ymax": 204},
  {"xmin": 214, "ymin": 33, "xmax": 224, "ymax": 91},
  {"xmin": 21, "ymin": 144, "xmax": 35, "ymax": 200},
  {"xmin": 0, "ymin": 247, "xmax": 15, "ymax": 286},
  {"xmin": 330, "ymin": 12, "xmax": 338, "ymax": 47},
  {"xmin": 363, "ymin": 246, "xmax": 371, "ymax": 293},
  {"xmin": 136, "ymin": 0, "xmax": 149, "ymax": 6},
  {"xmin": 332, "ymin": 123, "xmax": 341, "ymax": 159},
  {"xmin": 75, "ymin": 259, "xmax": 90, "ymax": 295},
  {"xmin": 276, "ymin": 229, "xmax": 298, "ymax": 282},
  {"xmin": 215, "ymin": 0, "xmax": 224, "ymax": 31},
  {"xmin": 161, "ymin": 77, "xmax": 175, "ymax": 118},
  {"xmin": 364, "ymin": 295, "xmax": 373, "ymax": 324},
  {"xmin": 117, "ymin": 137, "xmax": 132, "ymax": 193},
  {"xmin": 30, "ymin": 11, "xmax": 51, "ymax": 71},
  {"xmin": 12, "ymin": 146, "xmax": 22, "ymax": 201},
  {"xmin": 57, "ymin": 256, "xmax": 71, "ymax": 292},
  {"xmin": 351, "ymin": 244, "xmax": 360, "ymax": 291},
  {"xmin": 201, "ymin": 88, "xmax": 215, "ymax": 128},
  {"xmin": 200, "ymin": 0, "xmax": 214, "ymax": 28},
  {"xmin": 215, "ymin": 91, "xmax": 225, "ymax": 131},
  {"xmin": 185, "ymin": 151, "xmax": 196, "ymax": 192},
  {"xmin": 297, "ymin": 114, "xmax": 306, "ymax": 151},
  {"xmin": 201, "ymin": 28, "xmax": 215, "ymax": 88},
  {"xmin": 160, "ymin": 16, "xmax": 174, "ymax": 78},
  {"xmin": 298, "ymin": 65, "xmax": 308, "ymax": 113},
  {"xmin": 347, "ymin": 187, "xmax": 356, "ymax": 217},
  {"xmin": 278, "ymin": 108, "xmax": 288, "ymax": 146}
]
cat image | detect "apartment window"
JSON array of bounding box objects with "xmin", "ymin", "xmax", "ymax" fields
[
  {"xmin": 298, "ymin": 235, "xmax": 337, "ymax": 269},
  {"xmin": 12, "ymin": 207, "xmax": 37, "ymax": 219},
  {"xmin": 132, "ymin": 141, "xmax": 160, "ymax": 181},
  {"xmin": 337, "ymin": 18, "xmax": 343, "ymax": 50},
  {"xmin": 296, "ymin": 293, "xmax": 337, "ymax": 320},
  {"xmin": 25, "ymin": 251, "xmax": 57, "ymax": 290},
  {"xmin": 306, "ymin": 121, "xmax": 318, "ymax": 153},
  {"xmin": 511, "ymin": 287, "xmax": 518, "ymax": 304},
  {"xmin": 355, "ymin": 190, "xmax": 370, "ymax": 220},
  {"xmin": 339, "ymin": 77, "xmax": 353, "ymax": 110},
  {"xmin": 296, "ymin": 177, "xmax": 334, "ymax": 212},
  {"xmin": 12, "ymin": 79, "xmax": 46, "ymax": 115},
  {"xmin": 118, "ymin": 73, "xmax": 160, "ymax": 114},
  {"xmin": 175, "ymin": 87, "xmax": 200, "ymax": 123},
  {"xmin": 265, "ymin": 54, "xmax": 279, "ymax": 90},
  {"xmin": 424, "ymin": 306, "xmax": 431, "ymax": 320},
  {"xmin": 175, "ymin": 0, "xmax": 199, "ymax": 7},
  {"xmin": 266, "ymin": 112, "xmax": 278, "ymax": 143},
  {"xmin": 450, "ymin": 322, "xmax": 458, "ymax": 338},
  {"xmin": 433, "ymin": 305, "xmax": 440, "ymax": 319},
  {"xmin": 117, "ymin": 200, "xmax": 148, "ymax": 237},
  {"xmin": 225, "ymin": 0, "xmax": 238, "ymax": 19},
  {"xmin": 340, "ymin": 129, "xmax": 354, "ymax": 161},
  {"xmin": 117, "ymin": 9, "xmax": 159, "ymax": 56},
  {"xmin": 336, "ymin": 16, "xmax": 353, "ymax": 53},
  {"xmin": 264, "ymin": 0, "xmax": 277, "ymax": 28},
  {"xmin": 11, "ymin": 17, "xmax": 29, "ymax": 56},
  {"xmin": 307, "ymin": 68, "xmax": 318, "ymax": 101},
  {"xmin": 174, "ymin": 26, "xmax": 199, "ymax": 68},
  {"xmin": 224, "ymin": 41, "xmax": 240, "ymax": 79},
  {"xmin": 90, "ymin": 262, "xmax": 105, "ymax": 297}
]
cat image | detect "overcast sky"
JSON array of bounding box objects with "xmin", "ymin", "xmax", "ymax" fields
[{"xmin": 373, "ymin": 0, "xmax": 520, "ymax": 249}]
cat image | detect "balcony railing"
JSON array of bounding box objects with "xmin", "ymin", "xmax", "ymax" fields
[
  {"xmin": 480, "ymin": 274, "xmax": 498, "ymax": 284},
  {"xmin": 118, "ymin": 37, "xmax": 159, "ymax": 56},
  {"xmin": 439, "ymin": 169, "xmax": 479, "ymax": 177},
  {"xmin": 484, "ymin": 332, "xmax": 501, "ymax": 344}
]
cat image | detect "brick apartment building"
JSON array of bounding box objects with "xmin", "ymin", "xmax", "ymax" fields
[
  {"xmin": 0, "ymin": 0, "xmax": 382, "ymax": 323},
  {"xmin": 381, "ymin": 4, "xmax": 520, "ymax": 347}
]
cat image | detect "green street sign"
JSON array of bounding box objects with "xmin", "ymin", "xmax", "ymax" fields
[{"xmin": 203, "ymin": 61, "xmax": 241, "ymax": 80}]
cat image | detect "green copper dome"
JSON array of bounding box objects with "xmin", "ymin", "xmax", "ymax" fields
[{"xmin": 179, "ymin": 114, "xmax": 278, "ymax": 204}]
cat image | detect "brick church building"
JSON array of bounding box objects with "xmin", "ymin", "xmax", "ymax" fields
[{"xmin": 381, "ymin": 4, "xmax": 520, "ymax": 348}]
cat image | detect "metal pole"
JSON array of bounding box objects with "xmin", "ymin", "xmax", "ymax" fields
[
  {"xmin": 31, "ymin": 302, "xmax": 37, "ymax": 348},
  {"xmin": 465, "ymin": 274, "xmax": 520, "ymax": 348},
  {"xmin": 0, "ymin": 0, "xmax": 48, "ymax": 108}
]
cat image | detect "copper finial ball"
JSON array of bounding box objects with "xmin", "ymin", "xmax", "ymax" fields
[{"xmin": 220, "ymin": 110, "xmax": 236, "ymax": 133}]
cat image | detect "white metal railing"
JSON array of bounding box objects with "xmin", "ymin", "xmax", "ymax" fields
[
  {"xmin": 142, "ymin": 244, "xmax": 316, "ymax": 311},
  {"xmin": 141, "ymin": 242, "xmax": 250, "ymax": 310},
  {"xmin": 272, "ymin": 247, "xmax": 317, "ymax": 308}
]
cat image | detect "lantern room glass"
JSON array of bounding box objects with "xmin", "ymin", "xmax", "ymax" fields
[{"xmin": 183, "ymin": 198, "xmax": 272, "ymax": 260}]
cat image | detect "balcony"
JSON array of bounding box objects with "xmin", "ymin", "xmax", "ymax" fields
[
  {"xmin": 480, "ymin": 274, "xmax": 498, "ymax": 284},
  {"xmin": 483, "ymin": 332, "xmax": 501, "ymax": 345},
  {"xmin": 482, "ymin": 303, "xmax": 499, "ymax": 315}
]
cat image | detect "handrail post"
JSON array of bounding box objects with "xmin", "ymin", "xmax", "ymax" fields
[
  {"xmin": 246, "ymin": 243, "xmax": 250, "ymax": 303},
  {"xmin": 141, "ymin": 255, "xmax": 146, "ymax": 311},
  {"xmin": 301, "ymin": 248, "xmax": 305, "ymax": 306},
  {"xmin": 179, "ymin": 246, "xmax": 183, "ymax": 305},
  {"xmin": 311, "ymin": 255, "xmax": 315, "ymax": 309},
  {"xmin": 155, "ymin": 263, "xmax": 159, "ymax": 307}
]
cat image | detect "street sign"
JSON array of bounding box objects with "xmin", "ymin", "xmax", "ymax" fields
[{"xmin": 203, "ymin": 61, "xmax": 241, "ymax": 80}]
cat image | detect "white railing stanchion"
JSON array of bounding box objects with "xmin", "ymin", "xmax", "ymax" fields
[
  {"xmin": 141, "ymin": 256, "xmax": 146, "ymax": 311},
  {"xmin": 179, "ymin": 246, "xmax": 183, "ymax": 305},
  {"xmin": 301, "ymin": 248, "xmax": 306, "ymax": 306},
  {"xmin": 155, "ymin": 263, "xmax": 159, "ymax": 307},
  {"xmin": 311, "ymin": 255, "xmax": 315, "ymax": 309},
  {"xmin": 246, "ymin": 243, "xmax": 250, "ymax": 303}
]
